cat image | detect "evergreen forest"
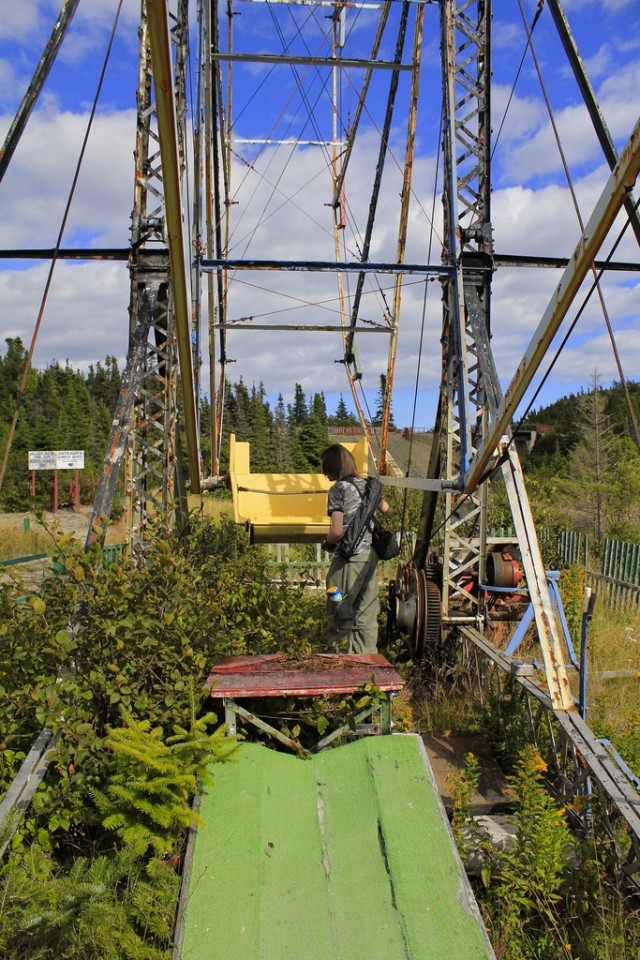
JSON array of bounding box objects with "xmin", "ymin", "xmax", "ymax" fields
[
  {"xmin": 0, "ymin": 338, "xmax": 371, "ymax": 512},
  {"xmin": 2, "ymin": 338, "xmax": 639, "ymax": 542}
]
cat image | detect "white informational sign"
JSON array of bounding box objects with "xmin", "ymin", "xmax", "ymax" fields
[{"xmin": 28, "ymin": 450, "xmax": 85, "ymax": 470}]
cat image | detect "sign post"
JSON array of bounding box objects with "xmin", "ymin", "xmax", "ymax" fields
[{"xmin": 28, "ymin": 451, "xmax": 85, "ymax": 513}]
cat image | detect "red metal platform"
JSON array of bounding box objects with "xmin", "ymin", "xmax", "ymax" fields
[{"xmin": 204, "ymin": 653, "xmax": 405, "ymax": 699}]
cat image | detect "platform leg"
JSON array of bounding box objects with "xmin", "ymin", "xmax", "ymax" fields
[
  {"xmin": 224, "ymin": 699, "xmax": 237, "ymax": 737},
  {"xmin": 380, "ymin": 695, "xmax": 392, "ymax": 735}
]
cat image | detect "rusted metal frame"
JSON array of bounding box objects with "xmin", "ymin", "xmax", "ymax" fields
[
  {"xmin": 546, "ymin": 0, "xmax": 640, "ymax": 248},
  {"xmin": 501, "ymin": 450, "xmax": 573, "ymax": 711},
  {"xmin": 202, "ymin": 1, "xmax": 221, "ymax": 476},
  {"xmin": 128, "ymin": 292, "xmax": 180, "ymax": 548},
  {"xmin": 310, "ymin": 700, "xmax": 390, "ymax": 753},
  {"xmin": 209, "ymin": 51, "xmax": 411, "ymax": 70},
  {"xmin": 438, "ymin": 3, "xmax": 492, "ymax": 622},
  {"xmin": 437, "ymin": 2, "xmax": 489, "ymax": 640},
  {"xmin": 439, "ymin": 372, "xmax": 483, "ymax": 619},
  {"xmin": 413, "ymin": 391, "xmax": 443, "ymax": 567},
  {"xmin": 440, "ymin": 380, "xmax": 456, "ymax": 618},
  {"xmin": 202, "ymin": 258, "xmax": 451, "ymax": 273},
  {"xmin": 217, "ymin": 322, "xmax": 389, "ymax": 332},
  {"xmin": 0, "ymin": 248, "xmax": 132, "ymax": 260},
  {"xmin": 441, "ymin": 4, "xmax": 473, "ymax": 471},
  {"xmin": 125, "ymin": 2, "xmax": 187, "ymax": 548},
  {"xmin": 331, "ymin": 3, "xmax": 391, "ymax": 206},
  {"xmin": 492, "ymin": 252, "xmax": 640, "ymax": 271},
  {"xmin": 208, "ymin": 0, "xmax": 229, "ymax": 474},
  {"xmin": 224, "ymin": 700, "xmax": 303, "ymax": 752},
  {"xmin": 87, "ymin": 287, "xmax": 157, "ymax": 546},
  {"xmin": 16, "ymin": 242, "xmax": 640, "ymax": 267},
  {"xmin": 191, "ymin": 0, "xmax": 206, "ymax": 418},
  {"xmin": 464, "ymin": 283, "xmax": 573, "ymax": 713},
  {"xmin": 332, "ymin": 7, "xmax": 384, "ymax": 466},
  {"xmin": 238, "ymin": 0, "xmax": 385, "ymax": 6},
  {"xmin": 0, "ymin": 0, "xmax": 80, "ymax": 183},
  {"xmin": 146, "ymin": 0, "xmax": 202, "ymax": 494},
  {"xmin": 379, "ymin": 3, "xmax": 424, "ymax": 475},
  {"xmin": 482, "ymin": 646, "xmax": 621, "ymax": 843},
  {"xmin": 465, "ymin": 116, "xmax": 640, "ymax": 493}
]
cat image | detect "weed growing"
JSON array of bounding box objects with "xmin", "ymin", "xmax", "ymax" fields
[{"xmin": 449, "ymin": 746, "xmax": 640, "ymax": 960}]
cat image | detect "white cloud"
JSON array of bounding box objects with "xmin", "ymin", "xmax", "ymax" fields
[
  {"xmin": 0, "ymin": 0, "xmax": 52, "ymax": 42},
  {"xmin": 0, "ymin": 106, "xmax": 136, "ymax": 247},
  {"xmin": 0, "ymin": 260, "xmax": 129, "ymax": 371}
]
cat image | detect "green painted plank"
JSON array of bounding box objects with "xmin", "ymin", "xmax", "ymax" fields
[
  {"xmin": 367, "ymin": 736, "xmax": 495, "ymax": 960},
  {"xmin": 255, "ymin": 753, "xmax": 334, "ymax": 960},
  {"xmin": 311, "ymin": 742, "xmax": 410, "ymax": 960},
  {"xmin": 178, "ymin": 736, "xmax": 494, "ymax": 960},
  {"xmin": 179, "ymin": 748, "xmax": 263, "ymax": 958}
]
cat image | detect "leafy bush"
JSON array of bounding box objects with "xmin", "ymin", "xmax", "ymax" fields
[{"xmin": 0, "ymin": 514, "xmax": 328, "ymax": 953}]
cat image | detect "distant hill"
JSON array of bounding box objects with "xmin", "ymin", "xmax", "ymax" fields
[
  {"xmin": 329, "ymin": 430, "xmax": 433, "ymax": 477},
  {"xmin": 522, "ymin": 380, "xmax": 640, "ymax": 468}
]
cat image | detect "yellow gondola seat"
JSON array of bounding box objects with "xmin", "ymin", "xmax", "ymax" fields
[{"xmin": 228, "ymin": 433, "xmax": 368, "ymax": 543}]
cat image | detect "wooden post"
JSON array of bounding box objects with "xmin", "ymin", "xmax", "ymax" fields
[
  {"xmin": 73, "ymin": 469, "xmax": 80, "ymax": 512},
  {"xmin": 52, "ymin": 470, "xmax": 58, "ymax": 514},
  {"xmin": 30, "ymin": 470, "xmax": 36, "ymax": 498}
]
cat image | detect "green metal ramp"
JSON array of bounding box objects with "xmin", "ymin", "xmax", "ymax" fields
[{"xmin": 176, "ymin": 734, "xmax": 495, "ymax": 960}]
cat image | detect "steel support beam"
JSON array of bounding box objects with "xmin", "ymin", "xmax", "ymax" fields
[
  {"xmin": 0, "ymin": 0, "xmax": 80, "ymax": 183},
  {"xmin": 146, "ymin": 0, "xmax": 201, "ymax": 493},
  {"xmin": 465, "ymin": 117, "xmax": 640, "ymax": 493},
  {"xmin": 201, "ymin": 258, "xmax": 452, "ymax": 275}
]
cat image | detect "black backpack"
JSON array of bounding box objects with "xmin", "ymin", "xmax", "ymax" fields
[{"xmin": 335, "ymin": 477, "xmax": 384, "ymax": 560}]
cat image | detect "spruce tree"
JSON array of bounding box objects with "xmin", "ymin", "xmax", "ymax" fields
[
  {"xmin": 329, "ymin": 393, "xmax": 359, "ymax": 426},
  {"xmin": 288, "ymin": 383, "xmax": 308, "ymax": 426},
  {"xmin": 271, "ymin": 393, "xmax": 292, "ymax": 471},
  {"xmin": 247, "ymin": 383, "xmax": 271, "ymax": 471},
  {"xmin": 311, "ymin": 392, "xmax": 327, "ymax": 425},
  {"xmin": 372, "ymin": 373, "xmax": 395, "ymax": 428},
  {"xmin": 565, "ymin": 371, "xmax": 621, "ymax": 539}
]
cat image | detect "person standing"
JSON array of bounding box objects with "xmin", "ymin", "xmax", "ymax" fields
[{"xmin": 320, "ymin": 444, "xmax": 390, "ymax": 653}]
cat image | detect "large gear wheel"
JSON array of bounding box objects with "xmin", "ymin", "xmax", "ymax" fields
[{"xmin": 396, "ymin": 564, "xmax": 442, "ymax": 661}]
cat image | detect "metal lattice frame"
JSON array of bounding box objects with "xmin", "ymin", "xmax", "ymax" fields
[
  {"xmin": 125, "ymin": 0, "xmax": 190, "ymax": 550},
  {"xmin": 436, "ymin": 0, "xmax": 573, "ymax": 710},
  {"xmin": 437, "ymin": 0, "xmax": 492, "ymax": 623}
]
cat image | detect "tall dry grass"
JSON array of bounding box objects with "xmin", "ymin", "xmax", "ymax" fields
[
  {"xmin": 0, "ymin": 518, "xmax": 51, "ymax": 561},
  {"xmin": 0, "ymin": 510, "xmax": 126, "ymax": 563},
  {"xmin": 587, "ymin": 604, "xmax": 640, "ymax": 732}
]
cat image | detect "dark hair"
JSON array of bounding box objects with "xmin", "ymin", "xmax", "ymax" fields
[{"xmin": 321, "ymin": 444, "xmax": 358, "ymax": 481}]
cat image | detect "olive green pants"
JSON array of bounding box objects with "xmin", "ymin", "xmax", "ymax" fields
[{"xmin": 326, "ymin": 548, "xmax": 380, "ymax": 654}]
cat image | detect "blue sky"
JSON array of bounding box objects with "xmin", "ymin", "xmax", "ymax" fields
[{"xmin": 0, "ymin": 0, "xmax": 639, "ymax": 431}]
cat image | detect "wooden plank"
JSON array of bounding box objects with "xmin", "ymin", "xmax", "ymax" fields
[
  {"xmin": 311, "ymin": 739, "xmax": 411, "ymax": 959},
  {"xmin": 205, "ymin": 654, "xmax": 405, "ymax": 698},
  {"xmin": 178, "ymin": 737, "xmax": 495, "ymax": 960},
  {"xmin": 370, "ymin": 736, "xmax": 495, "ymax": 959}
]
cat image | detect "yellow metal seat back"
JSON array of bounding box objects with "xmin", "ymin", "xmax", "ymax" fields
[{"xmin": 228, "ymin": 434, "xmax": 368, "ymax": 543}]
